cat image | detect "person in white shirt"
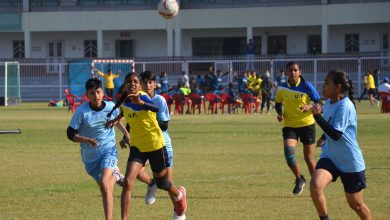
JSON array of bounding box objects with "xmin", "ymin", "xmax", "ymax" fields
[{"xmin": 377, "ymin": 77, "xmax": 390, "ymax": 101}]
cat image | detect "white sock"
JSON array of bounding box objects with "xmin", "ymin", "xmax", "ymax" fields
[{"xmin": 174, "ymin": 191, "xmax": 183, "ymax": 201}]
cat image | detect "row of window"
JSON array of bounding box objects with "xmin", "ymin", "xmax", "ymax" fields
[{"xmin": 12, "ymin": 33, "xmax": 387, "ymax": 58}]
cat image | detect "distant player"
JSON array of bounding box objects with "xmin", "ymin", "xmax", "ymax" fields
[
  {"xmin": 66, "ymin": 78, "xmax": 129, "ymax": 220},
  {"xmin": 310, "ymin": 70, "xmax": 371, "ymax": 220},
  {"xmin": 94, "ymin": 67, "xmax": 121, "ymax": 98},
  {"xmin": 106, "ymin": 72, "xmax": 187, "ymax": 220},
  {"xmin": 275, "ymin": 61, "xmax": 321, "ymax": 195}
]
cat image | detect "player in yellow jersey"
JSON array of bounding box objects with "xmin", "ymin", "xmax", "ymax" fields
[
  {"xmin": 106, "ymin": 72, "xmax": 187, "ymax": 220},
  {"xmin": 367, "ymin": 71, "xmax": 379, "ymax": 106},
  {"xmin": 275, "ymin": 61, "xmax": 321, "ymax": 196},
  {"xmin": 93, "ymin": 67, "xmax": 121, "ymax": 98}
]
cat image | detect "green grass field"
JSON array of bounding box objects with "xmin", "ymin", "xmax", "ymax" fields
[{"xmin": 0, "ymin": 102, "xmax": 389, "ymax": 220}]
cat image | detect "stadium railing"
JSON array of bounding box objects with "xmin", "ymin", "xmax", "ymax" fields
[{"xmin": 0, "ymin": 54, "xmax": 389, "ymax": 102}]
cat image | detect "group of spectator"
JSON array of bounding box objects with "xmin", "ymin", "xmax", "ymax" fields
[{"xmin": 156, "ymin": 67, "xmax": 288, "ymax": 115}]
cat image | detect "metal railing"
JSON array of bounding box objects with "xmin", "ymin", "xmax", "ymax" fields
[{"xmin": 1, "ymin": 55, "xmax": 389, "ymax": 101}]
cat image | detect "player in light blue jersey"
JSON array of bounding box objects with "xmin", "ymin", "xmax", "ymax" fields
[
  {"xmin": 140, "ymin": 71, "xmax": 184, "ymax": 219},
  {"xmin": 310, "ymin": 70, "xmax": 371, "ymax": 220},
  {"xmin": 67, "ymin": 78, "xmax": 129, "ymax": 220}
]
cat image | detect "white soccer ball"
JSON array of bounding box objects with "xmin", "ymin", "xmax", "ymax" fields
[{"xmin": 157, "ymin": 0, "xmax": 179, "ymax": 20}]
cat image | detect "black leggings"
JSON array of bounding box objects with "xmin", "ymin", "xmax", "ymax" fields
[
  {"xmin": 358, "ymin": 88, "xmax": 367, "ymax": 101},
  {"xmin": 261, "ymin": 92, "xmax": 271, "ymax": 112}
]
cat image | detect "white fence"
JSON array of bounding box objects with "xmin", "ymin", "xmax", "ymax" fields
[{"xmin": 1, "ymin": 56, "xmax": 389, "ymax": 101}]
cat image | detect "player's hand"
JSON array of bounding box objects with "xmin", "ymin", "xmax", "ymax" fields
[
  {"xmin": 316, "ymin": 138, "xmax": 325, "ymax": 148},
  {"xmin": 86, "ymin": 138, "xmax": 98, "ymax": 147},
  {"xmin": 311, "ymin": 103, "xmax": 322, "ymax": 115},
  {"xmin": 105, "ymin": 119, "xmax": 116, "ymax": 129},
  {"xmin": 119, "ymin": 137, "xmax": 130, "ymax": 149},
  {"xmin": 277, "ymin": 114, "xmax": 283, "ymax": 122},
  {"xmin": 299, "ymin": 104, "xmax": 312, "ymax": 112},
  {"xmin": 128, "ymin": 94, "xmax": 144, "ymax": 105}
]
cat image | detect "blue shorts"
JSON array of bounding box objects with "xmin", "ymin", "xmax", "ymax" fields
[
  {"xmin": 166, "ymin": 150, "xmax": 173, "ymax": 168},
  {"xmin": 83, "ymin": 146, "xmax": 118, "ymax": 182},
  {"xmin": 316, "ymin": 158, "xmax": 366, "ymax": 193}
]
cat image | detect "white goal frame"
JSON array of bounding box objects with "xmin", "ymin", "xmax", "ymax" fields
[{"xmin": 3, "ymin": 62, "xmax": 21, "ymax": 107}]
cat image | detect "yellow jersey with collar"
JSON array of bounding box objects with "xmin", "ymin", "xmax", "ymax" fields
[
  {"xmin": 275, "ymin": 78, "xmax": 320, "ymax": 128},
  {"xmin": 120, "ymin": 91, "xmax": 165, "ymax": 152}
]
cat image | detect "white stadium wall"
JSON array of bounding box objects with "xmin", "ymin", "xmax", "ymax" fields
[{"xmin": 0, "ymin": 2, "xmax": 389, "ymax": 58}]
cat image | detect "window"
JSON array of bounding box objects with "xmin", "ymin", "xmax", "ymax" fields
[
  {"xmin": 345, "ymin": 34, "xmax": 359, "ymax": 52},
  {"xmin": 84, "ymin": 40, "xmax": 97, "ymax": 58},
  {"xmin": 115, "ymin": 40, "xmax": 134, "ymax": 58},
  {"xmin": 307, "ymin": 35, "xmax": 321, "ymax": 54},
  {"xmin": 192, "ymin": 37, "xmax": 261, "ymax": 56},
  {"xmin": 267, "ymin": 35, "xmax": 287, "ymax": 55},
  {"xmin": 13, "ymin": 40, "xmax": 25, "ymax": 58}
]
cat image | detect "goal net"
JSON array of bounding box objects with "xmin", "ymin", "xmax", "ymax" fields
[
  {"xmin": 68, "ymin": 59, "xmax": 134, "ymax": 98},
  {"xmin": 0, "ymin": 62, "xmax": 21, "ymax": 106}
]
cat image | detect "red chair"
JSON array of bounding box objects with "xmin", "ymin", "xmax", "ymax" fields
[
  {"xmin": 204, "ymin": 93, "xmax": 221, "ymax": 114},
  {"xmin": 161, "ymin": 93, "xmax": 174, "ymax": 114},
  {"xmin": 65, "ymin": 88, "xmax": 82, "ymax": 113},
  {"xmin": 220, "ymin": 93, "xmax": 232, "ymax": 114},
  {"xmin": 240, "ymin": 93, "xmax": 255, "ymax": 114},
  {"xmin": 188, "ymin": 93, "xmax": 205, "ymax": 114},
  {"xmin": 172, "ymin": 93, "xmax": 186, "ymax": 114},
  {"xmin": 379, "ymin": 92, "xmax": 390, "ymax": 113}
]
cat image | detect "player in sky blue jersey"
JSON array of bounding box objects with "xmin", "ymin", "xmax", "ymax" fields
[
  {"xmin": 310, "ymin": 70, "xmax": 371, "ymax": 220},
  {"xmin": 67, "ymin": 78, "xmax": 129, "ymax": 220},
  {"xmin": 140, "ymin": 71, "xmax": 183, "ymax": 218}
]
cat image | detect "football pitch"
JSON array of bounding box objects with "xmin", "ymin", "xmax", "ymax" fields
[{"xmin": 0, "ymin": 102, "xmax": 389, "ymax": 220}]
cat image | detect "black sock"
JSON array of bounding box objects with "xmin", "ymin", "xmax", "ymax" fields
[
  {"xmin": 319, "ymin": 215, "xmax": 329, "ymax": 220},
  {"xmin": 148, "ymin": 179, "xmax": 155, "ymax": 187}
]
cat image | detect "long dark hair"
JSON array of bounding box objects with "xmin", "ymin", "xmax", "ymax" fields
[{"xmin": 327, "ymin": 70, "xmax": 355, "ymax": 107}]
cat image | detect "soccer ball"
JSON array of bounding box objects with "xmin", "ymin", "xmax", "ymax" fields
[{"xmin": 157, "ymin": 0, "xmax": 179, "ymax": 19}]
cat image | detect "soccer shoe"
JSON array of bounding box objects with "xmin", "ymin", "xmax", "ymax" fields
[
  {"xmin": 173, "ymin": 210, "xmax": 186, "ymax": 220},
  {"xmin": 113, "ymin": 167, "xmax": 125, "ymax": 187},
  {"xmin": 145, "ymin": 182, "xmax": 157, "ymax": 205},
  {"xmin": 293, "ymin": 175, "xmax": 306, "ymax": 196},
  {"xmin": 174, "ymin": 186, "xmax": 187, "ymax": 216}
]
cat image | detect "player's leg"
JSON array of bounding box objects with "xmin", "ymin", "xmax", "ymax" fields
[
  {"xmin": 310, "ymin": 162, "xmax": 334, "ymax": 219},
  {"xmin": 342, "ymin": 171, "xmax": 371, "ymax": 220},
  {"xmin": 99, "ymin": 167, "xmax": 117, "ymax": 220},
  {"xmin": 345, "ymin": 191, "xmax": 371, "ymax": 220},
  {"xmin": 283, "ymin": 127, "xmax": 306, "ymax": 195},
  {"xmin": 148, "ymin": 147, "xmax": 187, "ymax": 218},
  {"xmin": 99, "ymin": 148, "xmax": 120, "ymax": 220},
  {"xmin": 121, "ymin": 147, "xmax": 146, "ymax": 220},
  {"xmin": 300, "ymin": 125, "xmax": 317, "ymax": 176}
]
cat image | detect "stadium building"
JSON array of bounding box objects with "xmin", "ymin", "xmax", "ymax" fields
[
  {"xmin": 0, "ymin": 0, "xmax": 390, "ymax": 102},
  {"xmin": 0, "ymin": 0, "xmax": 389, "ymax": 59}
]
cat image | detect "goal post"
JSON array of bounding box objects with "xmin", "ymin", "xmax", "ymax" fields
[
  {"xmin": 68, "ymin": 59, "xmax": 134, "ymax": 98},
  {"xmin": 91, "ymin": 59, "xmax": 134, "ymax": 95},
  {"xmin": 1, "ymin": 62, "xmax": 21, "ymax": 106}
]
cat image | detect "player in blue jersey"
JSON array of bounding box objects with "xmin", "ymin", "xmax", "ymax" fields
[
  {"xmin": 66, "ymin": 78, "xmax": 129, "ymax": 220},
  {"xmin": 139, "ymin": 71, "xmax": 179, "ymax": 209},
  {"xmin": 275, "ymin": 61, "xmax": 321, "ymax": 196},
  {"xmin": 310, "ymin": 70, "xmax": 371, "ymax": 220}
]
